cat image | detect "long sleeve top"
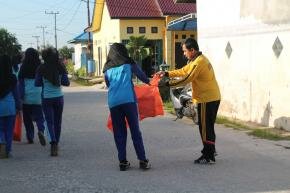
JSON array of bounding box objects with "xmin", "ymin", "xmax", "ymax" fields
[
  {"xmin": 167, "ymin": 54, "xmax": 221, "ymax": 103},
  {"xmin": 35, "ymin": 72, "xmax": 70, "ymax": 99},
  {"xmin": 0, "ymin": 84, "xmax": 21, "ymax": 117},
  {"xmin": 104, "ymin": 63, "xmax": 149, "ymax": 108}
]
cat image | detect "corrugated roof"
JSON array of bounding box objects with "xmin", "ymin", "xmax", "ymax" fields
[
  {"xmin": 105, "ymin": 0, "xmax": 195, "ymax": 18},
  {"xmin": 68, "ymin": 32, "xmax": 92, "ymax": 44},
  {"xmin": 167, "ymin": 13, "xmax": 197, "ymax": 30},
  {"xmin": 106, "ymin": 0, "xmax": 162, "ymax": 18}
]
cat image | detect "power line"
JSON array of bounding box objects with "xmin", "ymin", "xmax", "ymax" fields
[
  {"xmin": 60, "ymin": 1, "xmax": 82, "ymax": 31},
  {"xmin": 45, "ymin": 11, "xmax": 60, "ymax": 49}
]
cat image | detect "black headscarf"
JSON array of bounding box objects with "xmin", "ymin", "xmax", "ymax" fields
[
  {"xmin": 103, "ymin": 43, "xmax": 135, "ymax": 73},
  {"xmin": 18, "ymin": 48, "xmax": 40, "ymax": 79},
  {"xmin": 0, "ymin": 55, "xmax": 17, "ymax": 98},
  {"xmin": 38, "ymin": 47, "xmax": 67, "ymax": 86}
]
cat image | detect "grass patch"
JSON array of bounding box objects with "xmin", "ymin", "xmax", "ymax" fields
[
  {"xmin": 163, "ymin": 100, "xmax": 175, "ymax": 114},
  {"xmin": 248, "ymin": 129, "xmax": 290, "ymax": 141},
  {"xmin": 216, "ymin": 116, "xmax": 290, "ymax": 141}
]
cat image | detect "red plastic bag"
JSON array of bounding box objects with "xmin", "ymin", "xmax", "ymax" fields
[
  {"xmin": 13, "ymin": 112, "xmax": 22, "ymax": 141},
  {"xmin": 107, "ymin": 76, "xmax": 164, "ymax": 131}
]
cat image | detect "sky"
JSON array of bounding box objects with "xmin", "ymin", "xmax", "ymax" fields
[{"xmin": 0, "ymin": 0, "xmax": 93, "ymax": 51}]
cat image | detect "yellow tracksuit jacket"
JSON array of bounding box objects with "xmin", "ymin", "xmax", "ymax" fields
[{"xmin": 168, "ymin": 54, "xmax": 221, "ymax": 103}]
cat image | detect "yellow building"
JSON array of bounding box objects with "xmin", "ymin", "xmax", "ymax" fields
[{"xmin": 91, "ymin": 0, "xmax": 196, "ymax": 76}]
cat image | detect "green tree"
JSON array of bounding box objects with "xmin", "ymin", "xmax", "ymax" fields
[
  {"xmin": 0, "ymin": 28, "xmax": 21, "ymax": 56},
  {"xmin": 126, "ymin": 35, "xmax": 148, "ymax": 64},
  {"xmin": 58, "ymin": 46, "xmax": 74, "ymax": 60}
]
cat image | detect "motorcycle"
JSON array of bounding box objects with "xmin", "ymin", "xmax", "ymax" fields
[{"xmin": 169, "ymin": 84, "xmax": 198, "ymax": 124}]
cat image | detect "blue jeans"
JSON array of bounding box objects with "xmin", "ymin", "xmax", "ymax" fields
[{"xmin": 0, "ymin": 115, "xmax": 16, "ymax": 154}]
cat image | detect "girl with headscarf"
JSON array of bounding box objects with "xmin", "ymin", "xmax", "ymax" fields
[
  {"xmin": 103, "ymin": 43, "xmax": 151, "ymax": 171},
  {"xmin": 35, "ymin": 47, "xmax": 70, "ymax": 156},
  {"xmin": 18, "ymin": 48, "xmax": 46, "ymax": 145},
  {"xmin": 0, "ymin": 55, "xmax": 21, "ymax": 158}
]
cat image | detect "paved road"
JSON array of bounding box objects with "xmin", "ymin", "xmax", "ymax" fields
[{"xmin": 1, "ymin": 86, "xmax": 290, "ymax": 193}]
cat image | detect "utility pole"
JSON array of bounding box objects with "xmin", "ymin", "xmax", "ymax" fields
[
  {"xmin": 32, "ymin": 35, "xmax": 40, "ymax": 50},
  {"xmin": 81, "ymin": 0, "xmax": 92, "ymax": 58},
  {"xmin": 45, "ymin": 11, "xmax": 60, "ymax": 49},
  {"xmin": 37, "ymin": 26, "xmax": 47, "ymax": 49},
  {"xmin": 87, "ymin": 0, "xmax": 91, "ymax": 59}
]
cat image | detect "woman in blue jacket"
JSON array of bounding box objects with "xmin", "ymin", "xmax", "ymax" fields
[
  {"xmin": 103, "ymin": 43, "xmax": 151, "ymax": 171},
  {"xmin": 35, "ymin": 47, "xmax": 70, "ymax": 156},
  {"xmin": 0, "ymin": 55, "xmax": 20, "ymax": 158},
  {"xmin": 19, "ymin": 48, "xmax": 46, "ymax": 145}
]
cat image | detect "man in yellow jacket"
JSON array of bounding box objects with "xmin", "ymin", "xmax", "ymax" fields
[{"xmin": 157, "ymin": 38, "xmax": 221, "ymax": 164}]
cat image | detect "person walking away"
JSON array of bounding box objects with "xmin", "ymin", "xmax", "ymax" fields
[
  {"xmin": 157, "ymin": 38, "xmax": 221, "ymax": 164},
  {"xmin": 35, "ymin": 47, "xmax": 70, "ymax": 156},
  {"xmin": 0, "ymin": 55, "xmax": 21, "ymax": 158},
  {"xmin": 103, "ymin": 43, "xmax": 151, "ymax": 171},
  {"xmin": 18, "ymin": 48, "xmax": 46, "ymax": 145}
]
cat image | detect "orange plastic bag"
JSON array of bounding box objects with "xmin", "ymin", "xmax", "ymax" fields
[
  {"xmin": 13, "ymin": 112, "xmax": 22, "ymax": 141},
  {"xmin": 107, "ymin": 76, "xmax": 164, "ymax": 131},
  {"xmin": 134, "ymin": 84, "xmax": 164, "ymax": 120}
]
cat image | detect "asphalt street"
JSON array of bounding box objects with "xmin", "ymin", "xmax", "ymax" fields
[{"xmin": 0, "ymin": 86, "xmax": 290, "ymax": 193}]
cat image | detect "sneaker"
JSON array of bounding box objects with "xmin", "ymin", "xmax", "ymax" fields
[
  {"xmin": 139, "ymin": 159, "xmax": 151, "ymax": 170},
  {"xmin": 50, "ymin": 143, "xmax": 58, "ymax": 157},
  {"xmin": 194, "ymin": 155, "xmax": 210, "ymax": 164},
  {"xmin": 209, "ymin": 154, "xmax": 216, "ymax": 162},
  {"xmin": 119, "ymin": 160, "xmax": 130, "ymax": 171},
  {"xmin": 38, "ymin": 132, "xmax": 46, "ymax": 146}
]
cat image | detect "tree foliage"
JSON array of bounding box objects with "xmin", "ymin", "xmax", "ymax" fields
[
  {"xmin": 58, "ymin": 46, "xmax": 74, "ymax": 60},
  {"xmin": 126, "ymin": 36, "xmax": 148, "ymax": 63},
  {"xmin": 0, "ymin": 28, "xmax": 21, "ymax": 56}
]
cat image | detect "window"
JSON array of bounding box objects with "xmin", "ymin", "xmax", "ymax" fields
[
  {"xmin": 182, "ymin": 34, "xmax": 186, "ymax": 39},
  {"xmin": 139, "ymin": 27, "xmax": 146, "ymax": 34},
  {"xmin": 175, "ymin": 34, "xmax": 178, "ymax": 39},
  {"xmin": 127, "ymin": 27, "xmax": 133, "ymax": 34},
  {"xmin": 190, "ymin": 34, "xmax": 195, "ymax": 38},
  {"xmin": 151, "ymin": 27, "xmax": 158, "ymax": 33}
]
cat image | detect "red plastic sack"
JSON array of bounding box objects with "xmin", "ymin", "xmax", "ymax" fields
[
  {"xmin": 13, "ymin": 112, "xmax": 22, "ymax": 141},
  {"xmin": 107, "ymin": 76, "xmax": 164, "ymax": 131}
]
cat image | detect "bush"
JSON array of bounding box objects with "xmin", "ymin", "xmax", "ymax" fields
[
  {"xmin": 65, "ymin": 59, "xmax": 75, "ymax": 75},
  {"xmin": 76, "ymin": 67, "xmax": 86, "ymax": 77}
]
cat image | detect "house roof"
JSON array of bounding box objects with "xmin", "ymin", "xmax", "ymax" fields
[
  {"xmin": 68, "ymin": 32, "xmax": 92, "ymax": 44},
  {"xmin": 157, "ymin": 0, "xmax": 196, "ymax": 15},
  {"xmin": 106, "ymin": 0, "xmax": 195, "ymax": 18},
  {"xmin": 106, "ymin": 0, "xmax": 162, "ymax": 18},
  {"xmin": 174, "ymin": 0, "xmax": 196, "ymax": 3}
]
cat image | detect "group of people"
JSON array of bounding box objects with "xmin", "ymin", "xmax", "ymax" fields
[
  {"xmin": 104, "ymin": 38, "xmax": 220, "ymax": 171},
  {"xmin": 0, "ymin": 47, "xmax": 70, "ymax": 158},
  {"xmin": 0, "ymin": 37, "xmax": 220, "ymax": 171}
]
